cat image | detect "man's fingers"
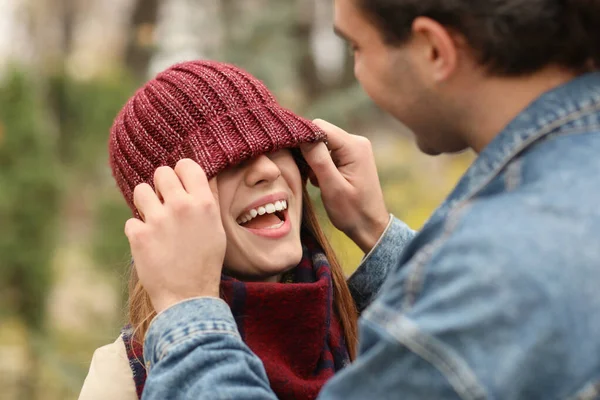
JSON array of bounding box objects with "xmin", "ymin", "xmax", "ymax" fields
[
  {"xmin": 174, "ymin": 159, "xmax": 209, "ymax": 196},
  {"xmin": 300, "ymin": 141, "xmax": 343, "ymax": 189},
  {"xmin": 312, "ymin": 118, "xmax": 351, "ymax": 153},
  {"xmin": 154, "ymin": 166, "xmax": 186, "ymax": 202},
  {"xmin": 133, "ymin": 183, "xmax": 162, "ymax": 221}
]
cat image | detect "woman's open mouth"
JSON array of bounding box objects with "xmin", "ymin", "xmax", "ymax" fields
[{"xmin": 236, "ymin": 199, "xmax": 291, "ymax": 238}]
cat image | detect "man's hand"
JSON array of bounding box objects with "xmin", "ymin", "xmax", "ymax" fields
[
  {"xmin": 301, "ymin": 119, "xmax": 389, "ymax": 253},
  {"xmin": 124, "ymin": 159, "xmax": 226, "ymax": 313}
]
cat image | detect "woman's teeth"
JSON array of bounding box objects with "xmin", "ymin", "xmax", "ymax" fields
[
  {"xmin": 237, "ymin": 200, "xmax": 287, "ymax": 225},
  {"xmin": 265, "ymin": 220, "xmax": 285, "ymax": 229}
]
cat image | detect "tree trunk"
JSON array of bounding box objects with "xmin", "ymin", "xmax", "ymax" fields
[
  {"xmin": 220, "ymin": 0, "xmax": 237, "ymax": 50},
  {"xmin": 125, "ymin": 0, "xmax": 160, "ymax": 78},
  {"xmin": 293, "ymin": 0, "xmax": 321, "ymax": 107},
  {"xmin": 17, "ymin": 329, "xmax": 41, "ymax": 400}
]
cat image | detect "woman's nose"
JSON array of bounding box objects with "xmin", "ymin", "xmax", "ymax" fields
[{"xmin": 244, "ymin": 154, "xmax": 282, "ymax": 186}]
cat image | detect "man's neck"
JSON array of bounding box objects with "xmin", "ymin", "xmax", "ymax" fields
[{"xmin": 462, "ymin": 66, "xmax": 579, "ymax": 153}]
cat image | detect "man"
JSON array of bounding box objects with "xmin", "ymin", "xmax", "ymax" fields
[{"xmin": 125, "ymin": 0, "xmax": 600, "ymax": 398}]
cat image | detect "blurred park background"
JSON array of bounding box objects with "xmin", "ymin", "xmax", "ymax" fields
[{"xmin": 0, "ymin": 0, "xmax": 474, "ymax": 398}]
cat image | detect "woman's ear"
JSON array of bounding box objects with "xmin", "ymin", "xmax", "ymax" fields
[
  {"xmin": 291, "ymin": 148, "xmax": 311, "ymax": 179},
  {"xmin": 307, "ymin": 168, "xmax": 319, "ymax": 187}
]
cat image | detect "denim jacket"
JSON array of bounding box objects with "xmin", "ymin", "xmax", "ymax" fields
[{"xmin": 142, "ymin": 73, "xmax": 600, "ymax": 400}]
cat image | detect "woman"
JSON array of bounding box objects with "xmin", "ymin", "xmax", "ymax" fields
[{"xmin": 79, "ymin": 60, "xmax": 365, "ymax": 400}]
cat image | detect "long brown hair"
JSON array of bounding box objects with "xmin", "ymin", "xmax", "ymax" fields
[{"xmin": 127, "ymin": 185, "xmax": 359, "ymax": 360}]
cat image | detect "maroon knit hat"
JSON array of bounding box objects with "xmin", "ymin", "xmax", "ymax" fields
[{"xmin": 109, "ymin": 60, "xmax": 325, "ymax": 214}]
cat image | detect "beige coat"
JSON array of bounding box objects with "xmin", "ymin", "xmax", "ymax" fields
[{"xmin": 78, "ymin": 336, "xmax": 137, "ymax": 400}]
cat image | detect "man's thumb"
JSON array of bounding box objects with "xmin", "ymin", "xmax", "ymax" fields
[{"xmin": 300, "ymin": 141, "xmax": 342, "ymax": 190}]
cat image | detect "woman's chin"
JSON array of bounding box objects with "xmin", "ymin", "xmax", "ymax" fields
[
  {"xmin": 225, "ymin": 245, "xmax": 303, "ymax": 282},
  {"xmin": 225, "ymin": 267, "xmax": 288, "ymax": 283},
  {"xmin": 252, "ymin": 252, "xmax": 302, "ymax": 279}
]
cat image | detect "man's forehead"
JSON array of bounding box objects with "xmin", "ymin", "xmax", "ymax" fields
[
  {"xmin": 333, "ymin": 0, "xmax": 362, "ymax": 37},
  {"xmin": 334, "ymin": 0, "xmax": 379, "ymax": 42},
  {"xmin": 333, "ymin": 0, "xmax": 351, "ymax": 18}
]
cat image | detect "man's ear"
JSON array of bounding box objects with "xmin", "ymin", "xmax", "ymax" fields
[{"xmin": 411, "ymin": 16, "xmax": 460, "ymax": 83}]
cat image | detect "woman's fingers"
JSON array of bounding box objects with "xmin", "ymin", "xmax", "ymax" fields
[
  {"xmin": 133, "ymin": 183, "xmax": 162, "ymax": 221},
  {"xmin": 154, "ymin": 165, "xmax": 186, "ymax": 203},
  {"xmin": 174, "ymin": 159, "xmax": 209, "ymax": 197},
  {"xmin": 126, "ymin": 161, "xmax": 225, "ymax": 313}
]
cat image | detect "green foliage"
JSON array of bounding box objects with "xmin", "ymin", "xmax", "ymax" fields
[
  {"xmin": 222, "ymin": 1, "xmax": 299, "ymax": 91},
  {"xmin": 0, "ymin": 70, "xmax": 61, "ymax": 331},
  {"xmin": 47, "ymin": 72, "xmax": 138, "ymax": 177},
  {"xmin": 91, "ymin": 189, "xmax": 132, "ymax": 275},
  {"xmin": 46, "ymin": 72, "xmax": 138, "ymax": 276},
  {"xmin": 303, "ymin": 84, "xmax": 374, "ymax": 127}
]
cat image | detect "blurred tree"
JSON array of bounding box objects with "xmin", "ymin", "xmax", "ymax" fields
[
  {"xmin": 91, "ymin": 188, "xmax": 132, "ymax": 291},
  {"xmin": 47, "ymin": 74, "xmax": 136, "ymax": 172},
  {"xmin": 293, "ymin": 0, "xmax": 321, "ymax": 102},
  {"xmin": 45, "ymin": 72, "xmax": 136, "ymax": 274},
  {"xmin": 125, "ymin": 0, "xmax": 160, "ymax": 77},
  {"xmin": 220, "ymin": 0, "xmax": 236, "ymax": 49},
  {"xmin": 293, "ymin": 0, "xmax": 358, "ymax": 109},
  {"xmin": 0, "ymin": 70, "xmax": 62, "ymax": 400}
]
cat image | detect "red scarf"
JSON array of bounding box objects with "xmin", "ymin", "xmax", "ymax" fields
[{"xmin": 122, "ymin": 235, "xmax": 350, "ymax": 399}]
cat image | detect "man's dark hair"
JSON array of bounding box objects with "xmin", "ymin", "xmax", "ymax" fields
[{"xmin": 357, "ymin": 0, "xmax": 600, "ymax": 75}]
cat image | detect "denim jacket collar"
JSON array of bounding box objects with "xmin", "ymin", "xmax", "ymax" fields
[{"xmin": 431, "ymin": 72, "xmax": 600, "ymax": 221}]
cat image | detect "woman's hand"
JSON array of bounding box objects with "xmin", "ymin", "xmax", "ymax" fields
[
  {"xmin": 124, "ymin": 159, "xmax": 226, "ymax": 313},
  {"xmin": 301, "ymin": 119, "xmax": 389, "ymax": 254}
]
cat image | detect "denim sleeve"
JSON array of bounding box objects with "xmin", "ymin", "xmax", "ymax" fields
[
  {"xmin": 142, "ymin": 298, "xmax": 278, "ymax": 400},
  {"xmin": 317, "ymin": 220, "xmax": 496, "ymax": 399},
  {"xmin": 347, "ymin": 215, "xmax": 416, "ymax": 312},
  {"xmin": 324, "ymin": 206, "xmax": 582, "ymax": 399}
]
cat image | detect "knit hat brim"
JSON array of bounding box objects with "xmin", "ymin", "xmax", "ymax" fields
[
  {"xmin": 109, "ymin": 59, "xmax": 328, "ymax": 215},
  {"xmin": 166, "ymin": 103, "xmax": 326, "ymax": 180}
]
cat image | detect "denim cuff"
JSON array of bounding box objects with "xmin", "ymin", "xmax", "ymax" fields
[
  {"xmin": 348, "ymin": 215, "xmax": 416, "ymax": 312},
  {"xmin": 144, "ymin": 297, "xmax": 239, "ymax": 369}
]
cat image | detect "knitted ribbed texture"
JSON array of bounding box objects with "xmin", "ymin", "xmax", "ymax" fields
[{"xmin": 109, "ymin": 60, "xmax": 325, "ymax": 213}]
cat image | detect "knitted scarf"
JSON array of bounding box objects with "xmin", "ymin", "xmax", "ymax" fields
[{"xmin": 122, "ymin": 236, "xmax": 350, "ymax": 399}]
